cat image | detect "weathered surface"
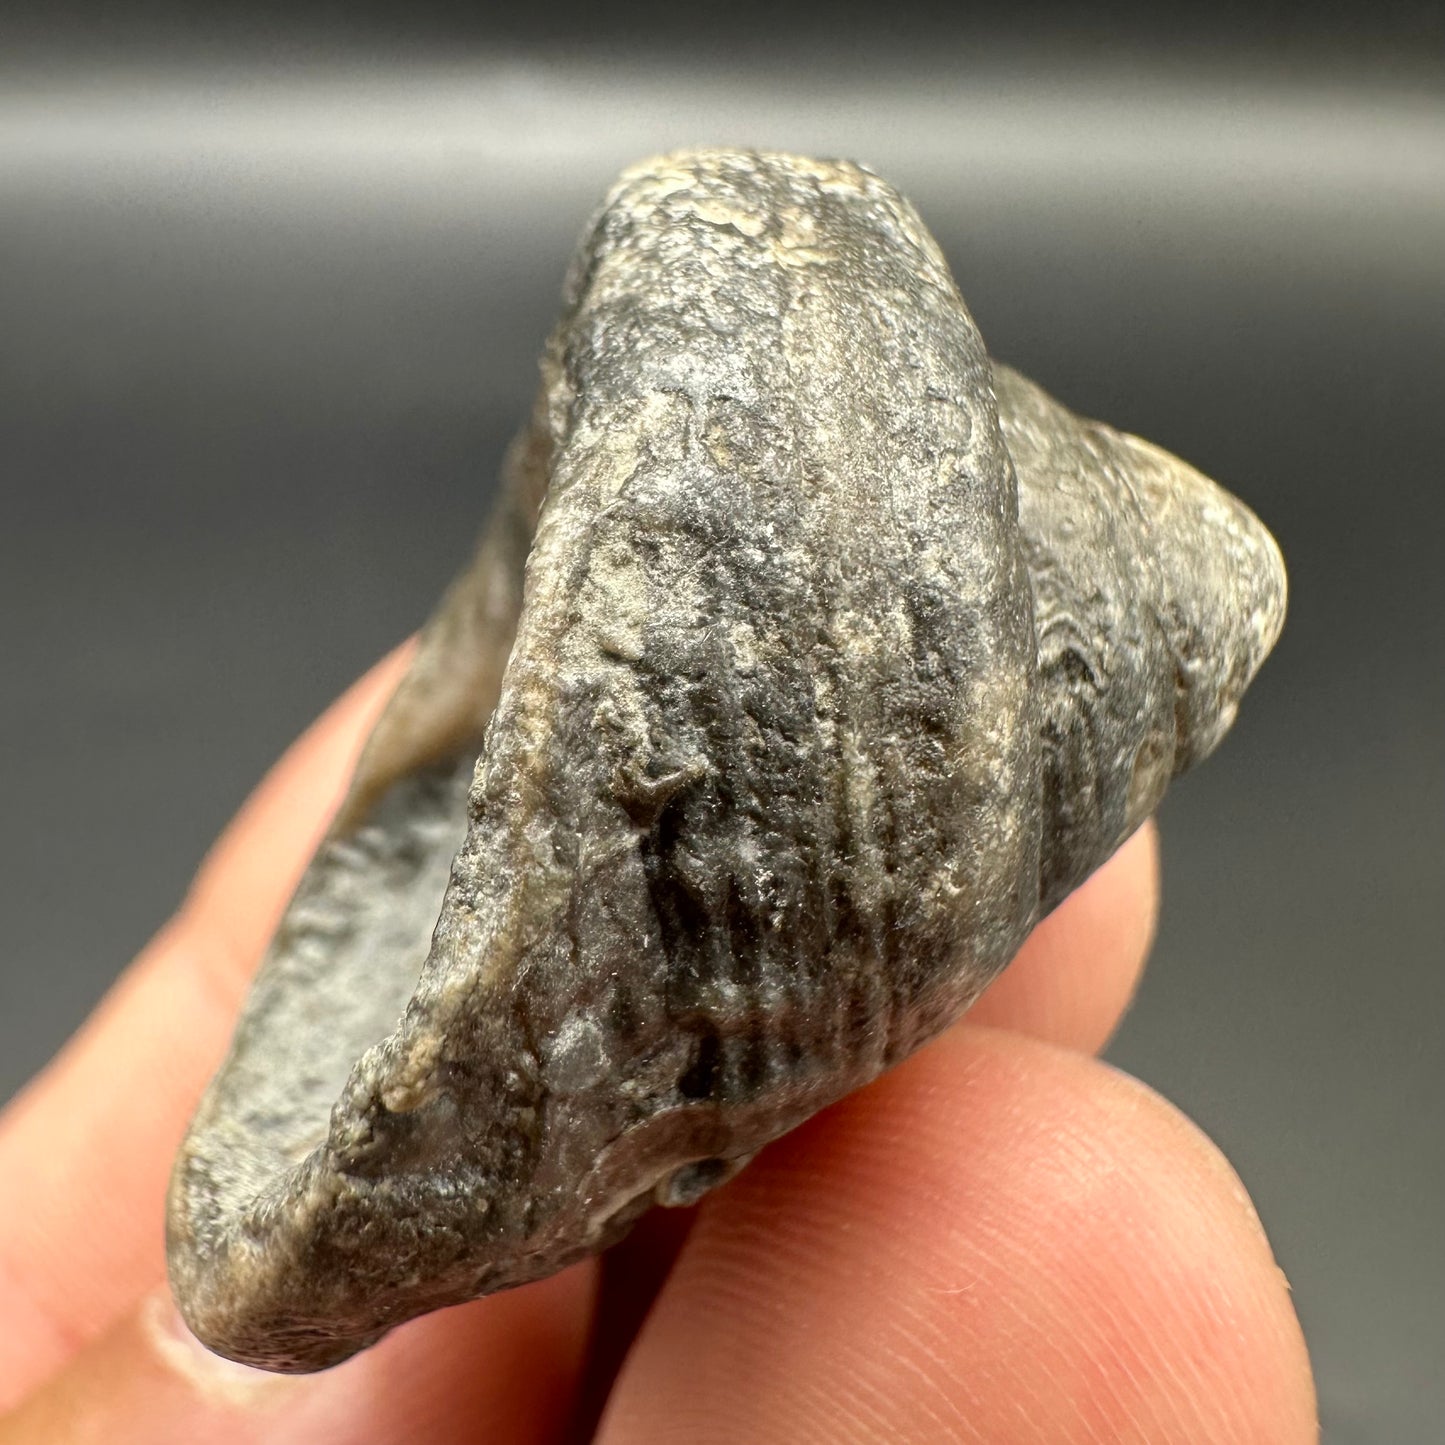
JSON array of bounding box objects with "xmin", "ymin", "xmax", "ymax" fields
[{"xmin": 167, "ymin": 149, "xmax": 1287, "ymax": 1371}]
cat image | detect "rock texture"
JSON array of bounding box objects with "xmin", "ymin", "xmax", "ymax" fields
[{"xmin": 167, "ymin": 149, "xmax": 1287, "ymax": 1371}]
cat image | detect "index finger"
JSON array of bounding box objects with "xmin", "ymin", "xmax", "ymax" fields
[{"xmin": 0, "ymin": 646, "xmax": 413, "ymax": 1404}]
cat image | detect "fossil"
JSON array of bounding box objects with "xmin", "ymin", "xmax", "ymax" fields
[{"xmin": 167, "ymin": 149, "xmax": 1287, "ymax": 1372}]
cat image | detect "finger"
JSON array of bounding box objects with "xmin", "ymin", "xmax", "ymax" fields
[
  {"xmin": 570, "ymin": 1205, "xmax": 699, "ymax": 1440},
  {"xmin": 597, "ymin": 1026, "xmax": 1316, "ymax": 1445},
  {"xmin": 534, "ymin": 818, "xmax": 1162, "ymax": 1429},
  {"xmin": 969, "ymin": 820, "xmax": 1160, "ymax": 1054},
  {"xmin": 0, "ymin": 647, "xmax": 414, "ymax": 1400},
  {"xmin": 577, "ymin": 820, "xmax": 1161, "ymax": 1421},
  {"xmin": 0, "ymin": 1267, "xmax": 594, "ymax": 1445},
  {"xmin": 182, "ymin": 639, "xmax": 420, "ymax": 987}
]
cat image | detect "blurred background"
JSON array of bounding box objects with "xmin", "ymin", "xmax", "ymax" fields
[{"xmin": 2, "ymin": 3, "xmax": 1441, "ymax": 1438}]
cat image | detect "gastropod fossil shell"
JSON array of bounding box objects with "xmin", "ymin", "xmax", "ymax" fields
[{"xmin": 166, "ymin": 149, "xmax": 1287, "ymax": 1371}]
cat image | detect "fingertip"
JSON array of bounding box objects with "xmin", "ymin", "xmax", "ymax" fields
[
  {"xmin": 598, "ymin": 1026, "xmax": 1315, "ymax": 1445},
  {"xmin": 969, "ymin": 819, "xmax": 1160, "ymax": 1053}
]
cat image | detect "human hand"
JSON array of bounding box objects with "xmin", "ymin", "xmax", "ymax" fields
[{"xmin": 0, "ymin": 647, "xmax": 1316, "ymax": 1443}]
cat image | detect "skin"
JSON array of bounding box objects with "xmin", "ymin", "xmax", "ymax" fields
[{"xmin": 0, "ymin": 647, "xmax": 1317, "ymax": 1443}]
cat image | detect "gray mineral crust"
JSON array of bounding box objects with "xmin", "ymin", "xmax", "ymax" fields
[{"xmin": 166, "ymin": 149, "xmax": 1287, "ymax": 1371}]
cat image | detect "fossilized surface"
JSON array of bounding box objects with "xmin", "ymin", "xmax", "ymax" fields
[{"xmin": 167, "ymin": 149, "xmax": 1287, "ymax": 1371}]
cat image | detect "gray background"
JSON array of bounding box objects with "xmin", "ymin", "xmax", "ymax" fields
[{"xmin": 2, "ymin": 7, "xmax": 1442, "ymax": 1439}]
